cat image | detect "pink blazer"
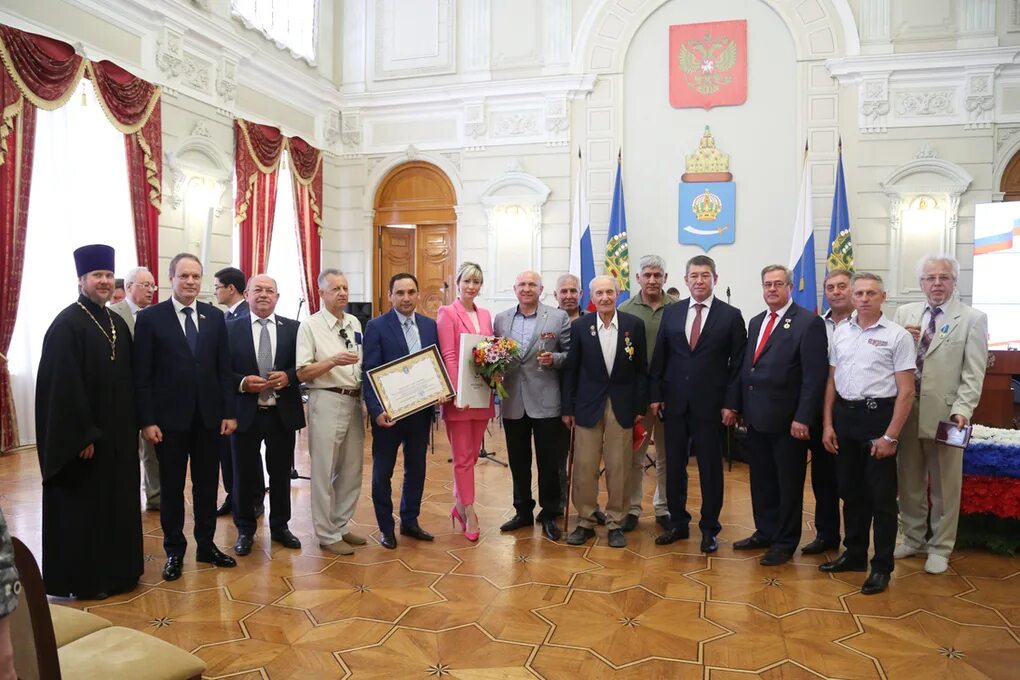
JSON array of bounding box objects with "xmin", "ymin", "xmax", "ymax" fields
[{"xmin": 437, "ymin": 299, "xmax": 495, "ymax": 421}]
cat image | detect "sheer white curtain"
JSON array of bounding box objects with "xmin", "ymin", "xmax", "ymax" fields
[
  {"xmin": 265, "ymin": 152, "xmax": 306, "ymax": 320},
  {"xmin": 8, "ymin": 79, "xmax": 137, "ymax": 445},
  {"xmin": 231, "ymin": 0, "xmax": 318, "ymax": 63}
]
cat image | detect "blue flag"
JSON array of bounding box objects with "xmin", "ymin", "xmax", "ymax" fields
[
  {"xmin": 606, "ymin": 157, "xmax": 630, "ymax": 305},
  {"xmin": 823, "ymin": 146, "xmax": 855, "ymax": 312}
]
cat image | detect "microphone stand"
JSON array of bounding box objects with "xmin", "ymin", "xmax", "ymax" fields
[{"xmin": 725, "ymin": 286, "xmax": 733, "ymax": 471}]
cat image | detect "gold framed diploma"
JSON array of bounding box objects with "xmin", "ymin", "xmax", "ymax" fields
[{"xmin": 366, "ymin": 344, "xmax": 454, "ymax": 421}]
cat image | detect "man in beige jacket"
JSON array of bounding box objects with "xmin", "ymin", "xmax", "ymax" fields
[{"xmin": 893, "ymin": 254, "xmax": 987, "ymax": 575}]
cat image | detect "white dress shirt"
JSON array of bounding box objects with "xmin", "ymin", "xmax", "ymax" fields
[
  {"xmin": 597, "ymin": 311, "xmax": 619, "ymax": 375},
  {"xmin": 830, "ymin": 313, "xmax": 916, "ymax": 399},
  {"xmin": 754, "ymin": 298, "xmax": 793, "ymax": 353},
  {"xmin": 227, "ymin": 299, "xmax": 246, "ymax": 316},
  {"xmin": 171, "ymin": 297, "xmax": 199, "ymax": 336},
  {"xmin": 685, "ymin": 295, "xmax": 714, "ymax": 343}
]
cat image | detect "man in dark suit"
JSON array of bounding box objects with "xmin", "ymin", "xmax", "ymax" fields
[
  {"xmin": 733, "ymin": 264, "xmax": 828, "ymax": 566},
  {"xmin": 363, "ymin": 273, "xmax": 440, "ymax": 549},
  {"xmin": 226, "ymin": 274, "xmax": 305, "ymax": 556},
  {"xmin": 562, "ymin": 275, "xmax": 648, "ymax": 548},
  {"xmin": 214, "ymin": 266, "xmax": 252, "ymax": 516},
  {"xmin": 649, "ymin": 255, "xmax": 746, "ymax": 553},
  {"xmin": 134, "ymin": 253, "xmax": 238, "ymax": 581}
]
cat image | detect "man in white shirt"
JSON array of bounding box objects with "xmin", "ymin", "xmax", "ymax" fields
[
  {"xmin": 109, "ymin": 266, "xmax": 159, "ymax": 511},
  {"xmin": 821, "ymin": 272, "xmax": 915, "ymax": 595},
  {"xmin": 297, "ymin": 269, "xmax": 366, "ymax": 556}
]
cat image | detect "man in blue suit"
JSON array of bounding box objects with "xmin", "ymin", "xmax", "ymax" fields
[
  {"xmin": 226, "ymin": 274, "xmax": 306, "ymax": 556},
  {"xmin": 733, "ymin": 264, "xmax": 828, "ymax": 566},
  {"xmin": 363, "ymin": 273, "xmax": 439, "ymax": 549},
  {"xmin": 562, "ymin": 275, "xmax": 648, "ymax": 548},
  {"xmin": 134, "ymin": 253, "xmax": 238, "ymax": 581},
  {"xmin": 649, "ymin": 255, "xmax": 746, "ymax": 553}
]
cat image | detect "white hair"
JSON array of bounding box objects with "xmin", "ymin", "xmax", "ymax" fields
[
  {"xmin": 916, "ymin": 254, "xmax": 959, "ymax": 280},
  {"xmin": 318, "ymin": 268, "xmax": 344, "ymax": 289},
  {"xmin": 125, "ymin": 266, "xmax": 151, "ymax": 284},
  {"xmin": 556, "ymin": 273, "xmax": 580, "ymax": 289},
  {"xmin": 637, "ymin": 254, "xmax": 667, "ymax": 273},
  {"xmin": 589, "ymin": 274, "xmax": 618, "ymax": 294}
]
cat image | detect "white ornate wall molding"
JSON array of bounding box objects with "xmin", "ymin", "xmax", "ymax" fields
[
  {"xmin": 543, "ymin": 0, "xmax": 571, "ymax": 75},
  {"xmin": 362, "ymin": 145, "xmax": 465, "ymax": 212},
  {"xmin": 827, "ymin": 47, "xmax": 1020, "ymax": 133},
  {"xmin": 368, "ymin": 0, "xmax": 456, "ymax": 81},
  {"xmin": 880, "ymin": 158, "xmax": 973, "ymax": 301},
  {"xmin": 339, "ymin": 74, "xmax": 595, "ymax": 156},
  {"xmin": 462, "ymin": 0, "xmax": 491, "ymax": 82},
  {"xmin": 858, "ymin": 0, "xmax": 892, "ymax": 55},
  {"xmin": 479, "ymin": 164, "xmax": 552, "ymax": 302},
  {"xmin": 957, "ymin": 0, "xmax": 997, "ymax": 49}
]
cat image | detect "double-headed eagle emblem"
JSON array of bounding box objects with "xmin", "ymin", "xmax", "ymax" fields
[{"xmin": 677, "ymin": 33, "xmax": 738, "ymax": 95}]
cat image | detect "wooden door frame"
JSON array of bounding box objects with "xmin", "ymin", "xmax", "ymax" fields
[{"xmin": 373, "ymin": 161, "xmax": 457, "ymax": 316}]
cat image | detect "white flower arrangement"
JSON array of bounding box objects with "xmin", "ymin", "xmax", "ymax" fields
[{"xmin": 971, "ymin": 425, "xmax": 1020, "ymax": 447}]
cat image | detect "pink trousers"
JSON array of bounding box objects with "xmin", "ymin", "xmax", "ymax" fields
[{"xmin": 445, "ymin": 419, "xmax": 488, "ymax": 505}]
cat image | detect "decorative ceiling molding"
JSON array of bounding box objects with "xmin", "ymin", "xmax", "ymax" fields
[{"xmin": 826, "ymin": 46, "xmax": 1020, "ymax": 133}]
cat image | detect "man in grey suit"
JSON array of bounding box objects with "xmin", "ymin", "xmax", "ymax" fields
[
  {"xmin": 494, "ymin": 271, "xmax": 571, "ymax": 541},
  {"xmin": 893, "ymin": 254, "xmax": 988, "ymax": 575},
  {"xmin": 109, "ymin": 266, "xmax": 160, "ymax": 511}
]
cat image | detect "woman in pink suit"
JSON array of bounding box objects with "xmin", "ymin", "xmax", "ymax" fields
[{"xmin": 437, "ymin": 261, "xmax": 495, "ymax": 541}]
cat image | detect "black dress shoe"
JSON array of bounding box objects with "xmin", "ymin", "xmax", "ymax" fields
[
  {"xmin": 500, "ymin": 515, "xmax": 535, "ymax": 532},
  {"xmin": 76, "ymin": 591, "xmax": 110, "ymax": 601},
  {"xmin": 541, "ymin": 519, "xmax": 562, "ymax": 541},
  {"xmin": 801, "ymin": 537, "xmax": 841, "ymax": 555},
  {"xmin": 700, "ymin": 535, "xmax": 719, "ymax": 553},
  {"xmin": 759, "ymin": 549, "xmax": 794, "ymax": 566},
  {"xmin": 270, "ymin": 529, "xmax": 302, "ymax": 549},
  {"xmin": 400, "ymin": 525, "xmax": 435, "ymax": 541},
  {"xmin": 655, "ymin": 527, "xmax": 689, "ymax": 545},
  {"xmin": 196, "ymin": 545, "xmax": 238, "ymax": 568},
  {"xmin": 162, "ymin": 555, "xmax": 183, "ymax": 581},
  {"xmin": 861, "ymin": 571, "xmax": 891, "ymax": 595},
  {"xmin": 254, "ymin": 504, "xmax": 265, "ymax": 520},
  {"xmin": 655, "ymin": 514, "xmax": 672, "ymax": 530},
  {"xmin": 380, "ymin": 532, "xmax": 397, "ymax": 550},
  {"xmin": 819, "ymin": 553, "xmax": 867, "ymax": 573},
  {"xmin": 733, "ymin": 535, "xmax": 772, "ymax": 550},
  {"xmin": 216, "ymin": 496, "xmax": 232, "ymax": 516},
  {"xmin": 566, "ymin": 526, "xmax": 596, "ymax": 545},
  {"xmin": 234, "ymin": 534, "xmax": 254, "ymax": 556},
  {"xmin": 593, "ymin": 510, "xmax": 607, "ymax": 526},
  {"xmin": 620, "ymin": 513, "xmax": 639, "ymax": 532}
]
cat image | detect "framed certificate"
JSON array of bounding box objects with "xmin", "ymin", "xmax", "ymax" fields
[{"xmin": 366, "ymin": 344, "xmax": 455, "ymax": 421}]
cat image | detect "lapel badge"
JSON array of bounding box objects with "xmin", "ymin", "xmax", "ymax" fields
[
  {"xmin": 590, "ymin": 325, "xmax": 597, "ymax": 336},
  {"xmin": 199, "ymin": 314, "xmax": 207, "ymax": 320},
  {"xmin": 782, "ymin": 319, "xmax": 791, "ymax": 330},
  {"xmin": 939, "ymin": 323, "xmax": 949, "ymax": 338}
]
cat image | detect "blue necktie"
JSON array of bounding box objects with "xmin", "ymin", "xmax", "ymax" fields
[
  {"xmin": 403, "ymin": 317, "xmax": 421, "ymax": 353},
  {"xmin": 182, "ymin": 307, "xmax": 198, "ymax": 355}
]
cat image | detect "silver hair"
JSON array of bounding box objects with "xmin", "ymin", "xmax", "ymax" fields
[
  {"xmin": 916, "ymin": 253, "xmax": 959, "ymax": 280},
  {"xmin": 318, "ymin": 268, "xmax": 345, "ymax": 289},
  {"xmin": 555, "ymin": 273, "xmax": 580, "ymax": 290},
  {"xmin": 589, "ymin": 274, "xmax": 618, "ymax": 294},
  {"xmin": 638, "ymin": 254, "xmax": 667, "ymax": 273},
  {"xmin": 760, "ymin": 264, "xmax": 793, "ymax": 286},
  {"xmin": 850, "ymin": 271, "xmax": 884, "ymax": 290},
  {"xmin": 125, "ymin": 266, "xmax": 151, "ymax": 284}
]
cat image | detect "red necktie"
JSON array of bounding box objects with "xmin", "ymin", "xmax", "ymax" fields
[
  {"xmin": 753, "ymin": 311, "xmax": 778, "ymax": 364},
  {"xmin": 689, "ymin": 303, "xmax": 704, "ymax": 350}
]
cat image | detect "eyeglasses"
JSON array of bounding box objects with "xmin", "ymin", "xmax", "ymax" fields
[
  {"xmin": 921, "ymin": 274, "xmax": 954, "ymax": 284},
  {"xmin": 131, "ymin": 282, "xmax": 156, "ymax": 290},
  {"xmin": 762, "ymin": 281, "xmax": 789, "ymax": 289},
  {"xmin": 338, "ymin": 328, "xmax": 354, "ymax": 351}
]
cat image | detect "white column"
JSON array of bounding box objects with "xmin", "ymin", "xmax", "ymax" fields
[
  {"xmin": 957, "ymin": 0, "xmax": 998, "ymax": 49},
  {"xmin": 858, "ymin": 0, "xmax": 892, "ymax": 55},
  {"xmin": 462, "ymin": 0, "xmax": 491, "ymax": 82},
  {"xmin": 342, "ymin": 0, "xmax": 367, "ymax": 93},
  {"xmin": 543, "ymin": 0, "xmax": 571, "ymax": 74}
]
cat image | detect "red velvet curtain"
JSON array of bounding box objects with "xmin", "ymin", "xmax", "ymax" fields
[
  {"xmin": 0, "ymin": 25, "xmax": 82, "ymax": 450},
  {"xmin": 235, "ymin": 119, "xmax": 283, "ymax": 278},
  {"xmin": 288, "ymin": 136, "xmax": 323, "ymax": 314},
  {"xmin": 89, "ymin": 60, "xmax": 162, "ymax": 297},
  {"xmin": 0, "ymin": 24, "xmax": 162, "ymax": 449}
]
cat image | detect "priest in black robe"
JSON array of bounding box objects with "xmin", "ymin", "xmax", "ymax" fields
[{"xmin": 35, "ymin": 244, "xmax": 143, "ymax": 599}]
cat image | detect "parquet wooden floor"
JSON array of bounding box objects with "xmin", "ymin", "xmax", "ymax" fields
[{"xmin": 3, "ymin": 421, "xmax": 1019, "ymax": 679}]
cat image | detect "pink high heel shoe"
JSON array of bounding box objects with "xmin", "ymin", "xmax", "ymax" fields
[{"xmin": 450, "ymin": 507, "xmax": 466, "ymax": 531}]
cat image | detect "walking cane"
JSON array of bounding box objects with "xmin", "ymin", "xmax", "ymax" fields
[{"xmin": 563, "ymin": 424, "xmax": 575, "ymax": 536}]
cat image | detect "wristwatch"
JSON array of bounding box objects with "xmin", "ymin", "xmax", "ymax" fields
[{"xmin": 881, "ymin": 434, "xmax": 899, "ymax": 446}]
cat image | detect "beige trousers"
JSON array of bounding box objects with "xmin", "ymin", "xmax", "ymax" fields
[
  {"xmin": 573, "ymin": 399, "xmax": 633, "ymax": 530},
  {"xmin": 140, "ymin": 434, "xmax": 160, "ymax": 509},
  {"xmin": 307, "ymin": 390, "xmax": 365, "ymax": 545},
  {"xmin": 897, "ymin": 404, "xmax": 963, "ymax": 558},
  {"xmin": 625, "ymin": 410, "xmax": 668, "ymax": 516}
]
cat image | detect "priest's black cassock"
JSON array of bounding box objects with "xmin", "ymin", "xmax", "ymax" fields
[{"xmin": 35, "ymin": 294, "xmax": 143, "ymax": 597}]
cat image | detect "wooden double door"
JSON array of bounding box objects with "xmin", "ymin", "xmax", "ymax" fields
[{"xmin": 376, "ymin": 224, "xmax": 456, "ymax": 318}]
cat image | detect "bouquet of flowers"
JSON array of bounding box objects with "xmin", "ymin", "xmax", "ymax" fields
[{"xmin": 472, "ymin": 336, "xmax": 521, "ymax": 399}]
